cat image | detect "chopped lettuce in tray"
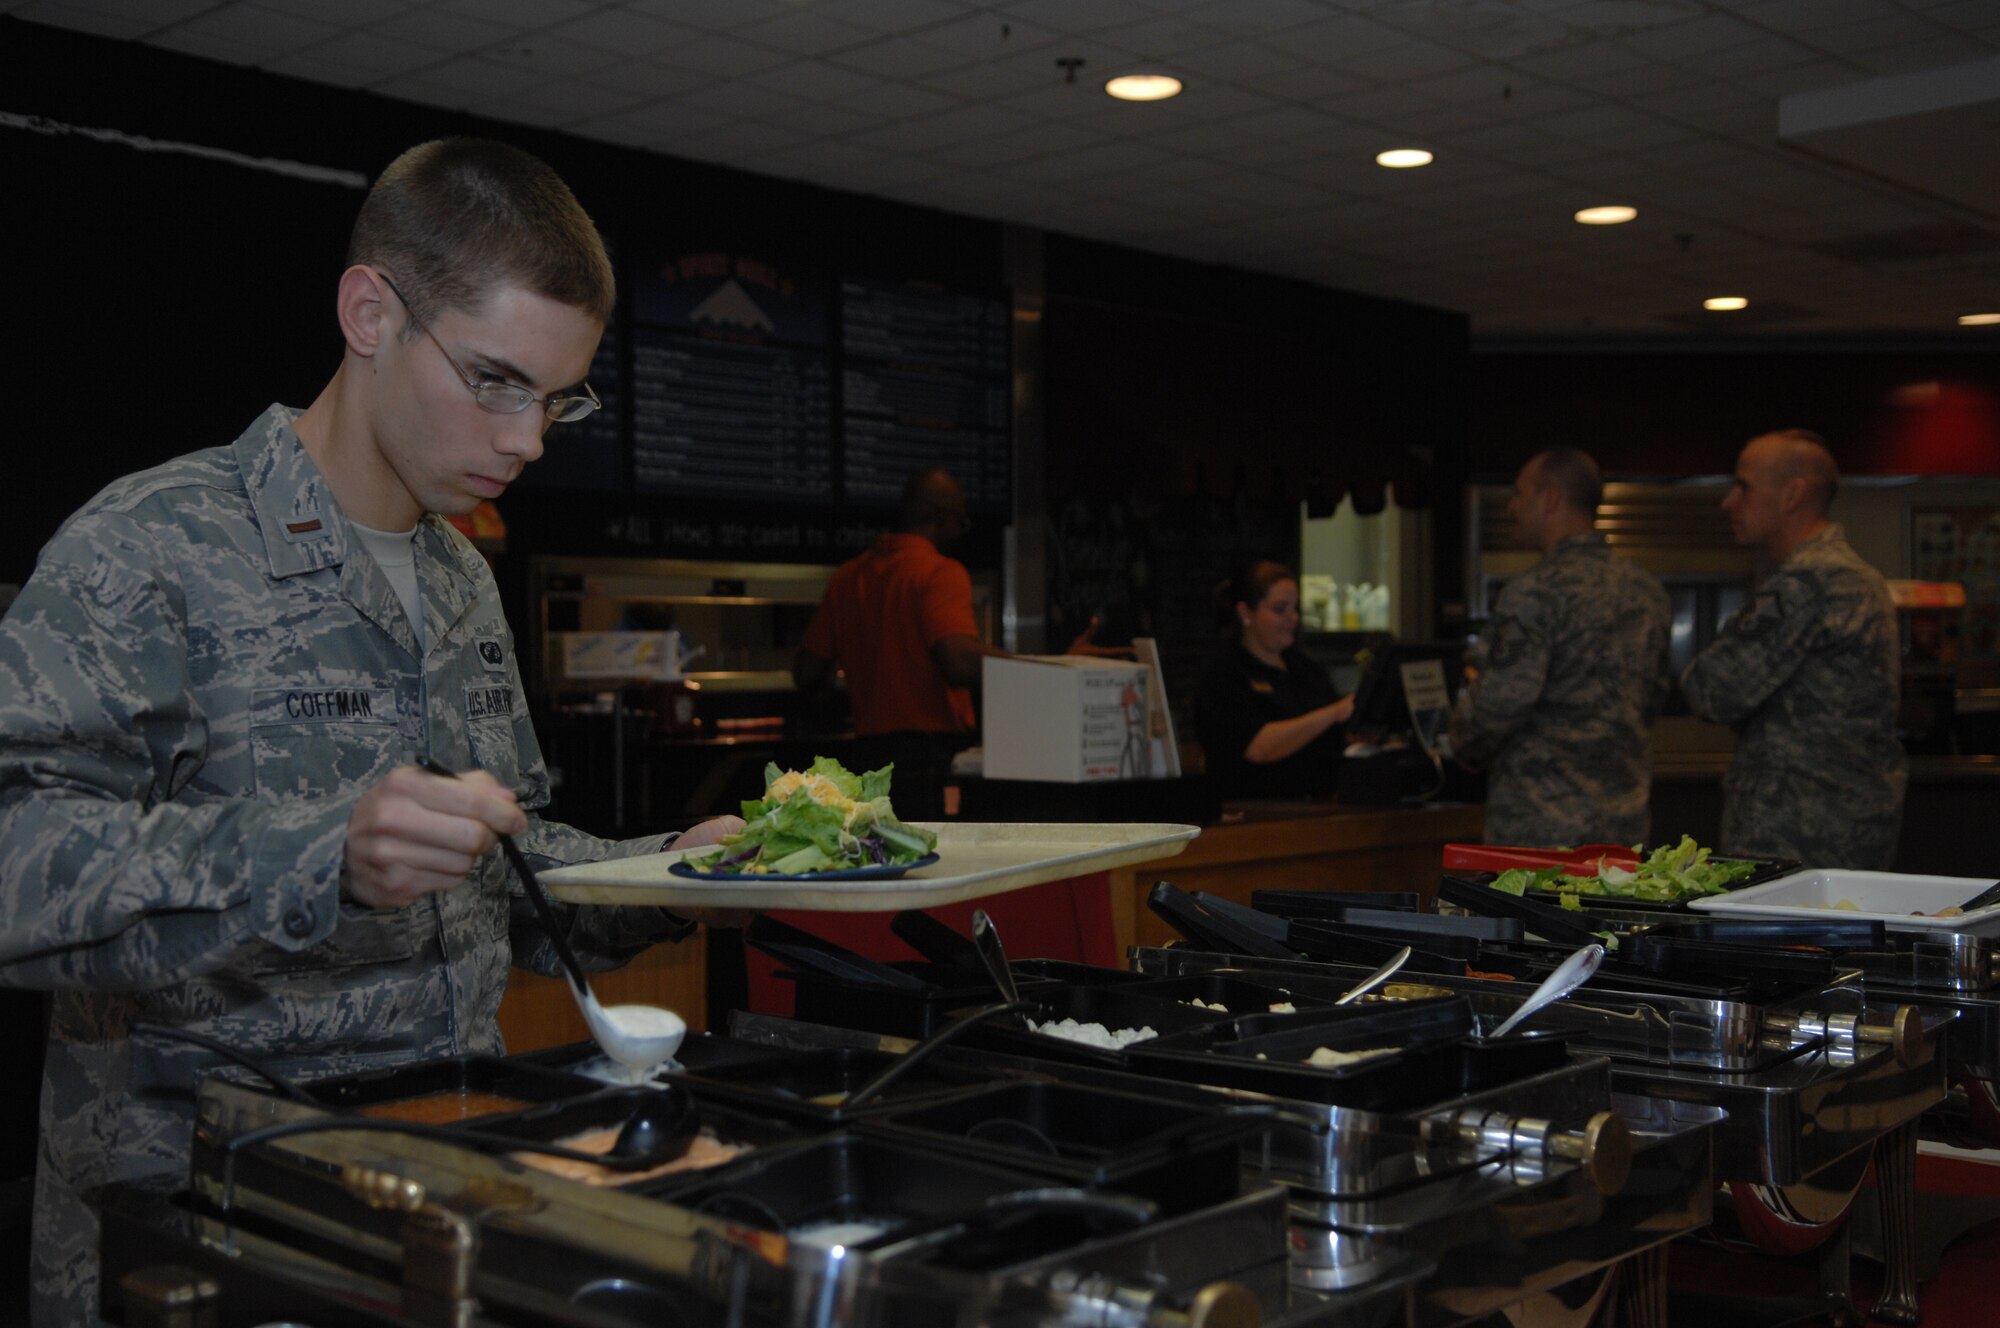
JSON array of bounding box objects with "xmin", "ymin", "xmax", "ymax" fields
[
  {"xmin": 1488, "ymin": 835, "xmax": 1759, "ymax": 904},
  {"xmin": 689, "ymin": 757, "xmax": 938, "ymax": 876}
]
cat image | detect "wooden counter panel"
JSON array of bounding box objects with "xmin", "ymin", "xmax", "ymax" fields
[
  {"xmin": 498, "ymin": 934, "xmax": 707, "ymax": 1053},
  {"xmin": 1107, "ymin": 803, "xmax": 1483, "ymax": 957}
]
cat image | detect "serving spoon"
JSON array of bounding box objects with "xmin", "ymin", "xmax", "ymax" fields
[
  {"xmin": 1333, "ymin": 945, "xmax": 1413, "ymax": 1006},
  {"xmin": 418, "ymin": 758, "xmax": 686, "ymax": 1083},
  {"xmin": 1488, "ymin": 943, "xmax": 1605, "ymax": 1039}
]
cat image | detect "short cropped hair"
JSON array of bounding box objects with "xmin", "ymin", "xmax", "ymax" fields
[
  {"xmin": 347, "ymin": 138, "xmax": 615, "ymax": 330},
  {"xmin": 1532, "ymin": 446, "xmax": 1603, "ymax": 515},
  {"xmin": 1767, "ymin": 428, "xmax": 1840, "ymax": 515}
]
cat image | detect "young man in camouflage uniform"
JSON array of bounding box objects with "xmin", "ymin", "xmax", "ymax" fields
[
  {"xmin": 0, "ymin": 140, "xmax": 743, "ymax": 1324},
  {"xmin": 1448, "ymin": 448, "xmax": 1673, "ymax": 846},
  {"xmin": 1681, "ymin": 429, "xmax": 1905, "ymax": 868}
]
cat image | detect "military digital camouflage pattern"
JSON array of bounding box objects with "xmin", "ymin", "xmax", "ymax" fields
[
  {"xmin": 1449, "ymin": 533, "xmax": 1672, "ymax": 847},
  {"xmin": 1680, "ymin": 523, "xmax": 1905, "ymax": 869},
  {"xmin": 0, "ymin": 407, "xmax": 687, "ymax": 1325}
]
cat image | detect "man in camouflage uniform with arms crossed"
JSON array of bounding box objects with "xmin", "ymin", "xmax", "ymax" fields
[
  {"xmin": 1681, "ymin": 429, "xmax": 1905, "ymax": 868},
  {"xmin": 1449, "ymin": 447, "xmax": 1673, "ymax": 847},
  {"xmin": 0, "ymin": 139, "xmax": 743, "ymax": 1324}
]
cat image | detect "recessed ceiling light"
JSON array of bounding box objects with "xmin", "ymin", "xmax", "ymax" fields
[
  {"xmin": 1105, "ymin": 74, "xmax": 1181, "ymax": 101},
  {"xmin": 1375, "ymin": 148, "xmax": 1433, "ymax": 168},
  {"xmin": 1574, "ymin": 205, "xmax": 1637, "ymax": 225},
  {"xmin": 1960, "ymin": 312, "xmax": 2000, "ymax": 326},
  {"xmin": 1703, "ymin": 296, "xmax": 1749, "ymax": 311}
]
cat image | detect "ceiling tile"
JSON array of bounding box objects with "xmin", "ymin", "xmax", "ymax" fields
[
  {"xmin": 1731, "ymin": 0, "xmax": 1897, "ymax": 33},
  {"xmin": 1613, "ymin": 11, "xmax": 1771, "ymax": 61},
  {"xmin": 481, "ymin": 34, "xmax": 623, "ymax": 78},
  {"xmin": 586, "ymin": 56, "xmax": 717, "ymax": 98},
  {"xmin": 831, "ymin": 80, "xmax": 960, "ymax": 118},
  {"xmin": 12, "ymin": 0, "xmax": 182, "ymax": 38},
  {"xmin": 1842, "ymin": 33, "xmax": 1996, "ymax": 74},
  {"xmin": 265, "ymin": 34, "xmax": 445, "ymax": 85},
  {"xmin": 403, "ymin": 54, "xmax": 545, "ymax": 99},
  {"xmin": 747, "ymin": 58, "xmax": 886, "ymax": 101},
  {"xmin": 147, "ymin": 27, "xmax": 270, "ymax": 65},
  {"xmin": 994, "ymin": 0, "xmax": 1164, "ymax": 36},
  {"xmin": 649, "ymin": 31, "xmax": 795, "ymax": 77},
  {"xmin": 371, "ymin": 8, "xmax": 517, "ymax": 52},
  {"xmin": 560, "ymin": 9, "xmax": 695, "ymax": 56},
  {"xmin": 170, "ymin": 3, "xmax": 341, "ymax": 52},
  {"xmin": 430, "ymin": 0, "xmax": 598, "ymax": 31},
  {"xmin": 831, "ymin": 34, "xmax": 982, "ymax": 78},
  {"xmin": 731, "ymin": 7, "xmax": 880, "ymax": 57},
  {"xmin": 253, "ymin": 0, "xmax": 408, "ymax": 22}
]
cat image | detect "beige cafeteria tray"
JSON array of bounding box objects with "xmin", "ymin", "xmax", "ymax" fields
[{"xmin": 540, "ymin": 821, "xmax": 1202, "ymax": 911}]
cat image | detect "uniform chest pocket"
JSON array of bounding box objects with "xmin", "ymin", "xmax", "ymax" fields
[
  {"xmin": 237, "ymin": 900, "xmax": 426, "ymax": 978},
  {"xmin": 251, "ymin": 686, "xmax": 400, "ymax": 802}
]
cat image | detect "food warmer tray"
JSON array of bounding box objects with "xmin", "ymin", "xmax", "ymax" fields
[
  {"xmin": 729, "ymin": 998, "xmax": 1716, "ymax": 1328},
  {"xmin": 538, "ymin": 821, "xmax": 1199, "ymax": 911},
  {"xmin": 184, "ymin": 1068, "xmax": 1305, "ymax": 1328}
]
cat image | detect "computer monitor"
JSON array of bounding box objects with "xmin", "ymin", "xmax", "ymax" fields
[{"xmin": 1348, "ymin": 640, "xmax": 1464, "ymax": 737}]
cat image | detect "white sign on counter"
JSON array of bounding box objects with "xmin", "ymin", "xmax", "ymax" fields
[{"xmin": 981, "ymin": 655, "xmax": 1152, "ymax": 782}]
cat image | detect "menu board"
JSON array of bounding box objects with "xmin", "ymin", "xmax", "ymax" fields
[
  {"xmin": 622, "ymin": 250, "xmax": 832, "ymax": 503},
  {"xmin": 631, "ymin": 330, "xmax": 832, "ymax": 501},
  {"xmin": 509, "ymin": 255, "xmax": 1011, "ymax": 521},
  {"xmin": 841, "ymin": 280, "xmax": 1010, "ymax": 513}
]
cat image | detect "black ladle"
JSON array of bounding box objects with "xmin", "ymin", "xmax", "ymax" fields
[{"xmin": 417, "ymin": 757, "xmax": 686, "ymax": 1078}]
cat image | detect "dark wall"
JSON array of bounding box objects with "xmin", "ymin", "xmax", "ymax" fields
[
  {"xmin": 5, "ymin": 16, "xmax": 1471, "ymax": 630},
  {"xmin": 1471, "ymin": 342, "xmax": 2000, "ymax": 482}
]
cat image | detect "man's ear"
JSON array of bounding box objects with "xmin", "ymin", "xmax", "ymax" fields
[{"xmin": 334, "ymin": 265, "xmax": 394, "ymax": 360}]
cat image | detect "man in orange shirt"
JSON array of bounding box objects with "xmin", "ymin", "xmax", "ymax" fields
[{"xmin": 794, "ymin": 469, "xmax": 990, "ymax": 818}]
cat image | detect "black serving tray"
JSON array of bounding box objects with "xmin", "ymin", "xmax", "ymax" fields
[
  {"xmin": 959, "ymin": 983, "xmax": 1236, "ymax": 1070},
  {"xmin": 853, "ymin": 1080, "xmax": 1258, "ymax": 1214},
  {"xmin": 1126, "ymin": 995, "xmax": 1566, "ymax": 1111},
  {"xmin": 462, "ymin": 1087, "xmax": 810, "ymax": 1197},
  {"xmin": 1118, "ymin": 972, "xmax": 1334, "ymax": 1017},
  {"xmin": 787, "ymin": 963, "xmax": 1055, "ymax": 1038},
  {"xmin": 1250, "ymin": 888, "xmax": 1424, "ymax": 918},
  {"xmin": 669, "ymin": 1131, "xmax": 1071, "ymax": 1251},
  {"xmin": 668, "ymin": 1045, "xmax": 995, "ymax": 1123},
  {"xmin": 297, "ymin": 1055, "xmax": 604, "ymax": 1117}
]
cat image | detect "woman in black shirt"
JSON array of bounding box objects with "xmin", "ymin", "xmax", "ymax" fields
[{"xmin": 1194, "ymin": 561, "xmax": 1356, "ymax": 800}]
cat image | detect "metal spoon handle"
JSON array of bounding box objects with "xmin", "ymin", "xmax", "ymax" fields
[
  {"xmin": 971, "ymin": 909, "xmax": 1020, "ymax": 1005},
  {"xmin": 1490, "ymin": 944, "xmax": 1604, "ymax": 1039},
  {"xmin": 1334, "ymin": 945, "xmax": 1413, "ymax": 1005}
]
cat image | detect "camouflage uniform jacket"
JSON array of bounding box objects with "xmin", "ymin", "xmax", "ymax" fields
[
  {"xmin": 0, "ymin": 407, "xmax": 688, "ymax": 1324},
  {"xmin": 1449, "ymin": 533, "xmax": 1672, "ymax": 847},
  {"xmin": 1680, "ymin": 523, "xmax": 1905, "ymax": 868}
]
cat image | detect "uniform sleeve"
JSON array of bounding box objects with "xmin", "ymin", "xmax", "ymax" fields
[
  {"xmin": 917, "ymin": 559, "xmax": 977, "ymax": 647},
  {"xmin": 1449, "ymin": 584, "xmax": 1552, "ymax": 768},
  {"xmin": 1680, "ymin": 572, "xmax": 1820, "ymax": 726},
  {"xmin": 0, "ymin": 515, "xmax": 352, "ymax": 991}
]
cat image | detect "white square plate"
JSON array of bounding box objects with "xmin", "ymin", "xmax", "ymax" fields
[{"xmin": 1687, "ymin": 869, "xmax": 2000, "ymax": 933}]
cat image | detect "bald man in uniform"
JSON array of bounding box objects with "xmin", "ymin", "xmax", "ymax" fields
[{"xmin": 1680, "ymin": 429, "xmax": 1905, "ymax": 868}]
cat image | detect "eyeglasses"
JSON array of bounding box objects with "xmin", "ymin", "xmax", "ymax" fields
[{"xmin": 378, "ymin": 272, "xmax": 602, "ymax": 423}]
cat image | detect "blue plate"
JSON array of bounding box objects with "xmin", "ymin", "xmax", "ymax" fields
[{"xmin": 667, "ymin": 852, "xmax": 941, "ymax": 883}]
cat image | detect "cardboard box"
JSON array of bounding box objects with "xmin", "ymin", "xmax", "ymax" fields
[
  {"xmin": 982, "ymin": 655, "xmax": 1152, "ymax": 782},
  {"xmin": 558, "ymin": 632, "xmax": 676, "ymax": 681}
]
